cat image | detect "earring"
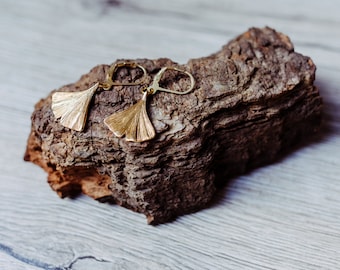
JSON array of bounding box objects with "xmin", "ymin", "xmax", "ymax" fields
[
  {"xmin": 104, "ymin": 67, "xmax": 195, "ymax": 143},
  {"xmin": 51, "ymin": 62, "xmax": 147, "ymax": 131}
]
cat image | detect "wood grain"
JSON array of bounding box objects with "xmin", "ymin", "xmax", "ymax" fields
[{"xmin": 1, "ymin": 0, "xmax": 340, "ymax": 269}]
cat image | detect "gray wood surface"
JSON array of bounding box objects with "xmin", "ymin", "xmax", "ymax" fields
[{"xmin": 1, "ymin": 0, "xmax": 339, "ymax": 269}]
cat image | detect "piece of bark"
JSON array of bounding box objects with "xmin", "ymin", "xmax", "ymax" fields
[{"xmin": 24, "ymin": 27, "xmax": 322, "ymax": 224}]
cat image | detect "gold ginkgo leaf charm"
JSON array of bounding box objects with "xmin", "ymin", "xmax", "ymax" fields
[
  {"xmin": 51, "ymin": 83, "xmax": 99, "ymax": 131},
  {"xmin": 104, "ymin": 91, "xmax": 156, "ymax": 142}
]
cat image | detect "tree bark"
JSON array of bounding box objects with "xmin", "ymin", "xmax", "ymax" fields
[{"xmin": 24, "ymin": 27, "xmax": 322, "ymax": 224}]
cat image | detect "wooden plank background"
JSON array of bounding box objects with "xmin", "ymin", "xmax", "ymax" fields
[{"xmin": 1, "ymin": 0, "xmax": 340, "ymax": 269}]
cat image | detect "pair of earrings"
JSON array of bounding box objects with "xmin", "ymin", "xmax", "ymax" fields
[{"xmin": 51, "ymin": 62, "xmax": 195, "ymax": 142}]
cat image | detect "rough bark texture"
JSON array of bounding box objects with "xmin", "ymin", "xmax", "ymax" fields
[{"xmin": 24, "ymin": 27, "xmax": 322, "ymax": 224}]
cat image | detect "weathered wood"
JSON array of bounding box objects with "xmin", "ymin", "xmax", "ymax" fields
[
  {"xmin": 3, "ymin": 0, "xmax": 340, "ymax": 269},
  {"xmin": 24, "ymin": 27, "xmax": 322, "ymax": 224}
]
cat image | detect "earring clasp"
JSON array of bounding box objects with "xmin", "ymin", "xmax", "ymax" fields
[
  {"xmin": 144, "ymin": 67, "xmax": 195, "ymax": 96},
  {"xmin": 100, "ymin": 62, "xmax": 148, "ymax": 90}
]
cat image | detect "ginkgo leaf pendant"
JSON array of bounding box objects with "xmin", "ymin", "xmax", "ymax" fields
[
  {"xmin": 104, "ymin": 91, "xmax": 156, "ymax": 143},
  {"xmin": 51, "ymin": 83, "xmax": 99, "ymax": 131}
]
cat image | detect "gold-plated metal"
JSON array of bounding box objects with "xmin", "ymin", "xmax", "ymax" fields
[
  {"xmin": 101, "ymin": 62, "xmax": 148, "ymax": 90},
  {"xmin": 104, "ymin": 91, "xmax": 155, "ymax": 142},
  {"xmin": 51, "ymin": 82, "xmax": 99, "ymax": 131},
  {"xmin": 104, "ymin": 67, "xmax": 195, "ymax": 143},
  {"xmin": 144, "ymin": 67, "xmax": 195, "ymax": 95},
  {"xmin": 51, "ymin": 62, "xmax": 147, "ymax": 131}
]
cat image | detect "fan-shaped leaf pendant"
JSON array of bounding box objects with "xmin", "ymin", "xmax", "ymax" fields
[
  {"xmin": 51, "ymin": 83, "xmax": 99, "ymax": 131},
  {"xmin": 104, "ymin": 91, "xmax": 156, "ymax": 142}
]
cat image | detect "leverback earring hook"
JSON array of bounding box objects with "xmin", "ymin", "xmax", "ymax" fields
[
  {"xmin": 144, "ymin": 67, "xmax": 195, "ymax": 96},
  {"xmin": 101, "ymin": 62, "xmax": 148, "ymax": 90}
]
